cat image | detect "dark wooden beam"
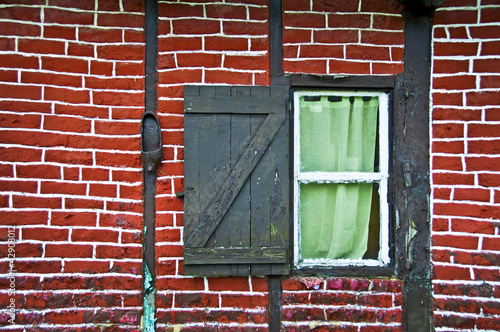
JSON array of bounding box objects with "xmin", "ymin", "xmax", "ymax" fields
[{"xmin": 393, "ymin": 8, "xmax": 434, "ymax": 332}]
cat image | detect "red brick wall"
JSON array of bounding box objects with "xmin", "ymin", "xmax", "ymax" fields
[
  {"xmin": 431, "ymin": 0, "xmax": 500, "ymax": 330},
  {"xmin": 0, "ymin": 0, "xmax": 145, "ymax": 330}
]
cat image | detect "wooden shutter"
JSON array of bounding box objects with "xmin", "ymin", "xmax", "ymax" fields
[{"xmin": 183, "ymin": 85, "xmax": 290, "ymax": 276}]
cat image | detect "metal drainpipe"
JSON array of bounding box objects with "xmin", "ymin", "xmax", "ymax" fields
[{"xmin": 141, "ymin": 0, "xmax": 160, "ymax": 331}]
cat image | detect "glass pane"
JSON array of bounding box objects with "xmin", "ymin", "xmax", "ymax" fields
[
  {"xmin": 299, "ymin": 182, "xmax": 379, "ymax": 261},
  {"xmin": 299, "ymin": 96, "xmax": 379, "ymax": 172}
]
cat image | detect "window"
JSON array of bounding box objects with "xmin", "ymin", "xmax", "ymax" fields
[
  {"xmin": 182, "ymin": 78, "xmax": 397, "ymax": 277},
  {"xmin": 293, "ymin": 91, "xmax": 390, "ymax": 269}
]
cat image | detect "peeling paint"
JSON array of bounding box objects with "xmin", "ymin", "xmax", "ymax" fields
[{"xmin": 142, "ymin": 263, "xmax": 156, "ymax": 332}]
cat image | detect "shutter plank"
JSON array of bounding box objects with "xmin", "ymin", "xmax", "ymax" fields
[
  {"xmin": 185, "ymin": 112, "xmax": 286, "ymax": 248},
  {"xmin": 185, "ymin": 247, "xmax": 287, "ymax": 264}
]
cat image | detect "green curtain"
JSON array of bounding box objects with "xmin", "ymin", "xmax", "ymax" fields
[{"xmin": 299, "ymin": 96, "xmax": 379, "ymax": 260}]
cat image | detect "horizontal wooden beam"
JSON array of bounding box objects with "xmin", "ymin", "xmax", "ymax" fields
[{"xmin": 185, "ymin": 247, "xmax": 288, "ymax": 264}]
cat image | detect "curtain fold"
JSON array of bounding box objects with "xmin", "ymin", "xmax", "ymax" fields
[{"xmin": 299, "ymin": 96, "xmax": 379, "ymax": 260}]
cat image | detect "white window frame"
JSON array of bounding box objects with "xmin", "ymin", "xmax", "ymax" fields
[{"xmin": 293, "ymin": 90, "xmax": 390, "ymax": 268}]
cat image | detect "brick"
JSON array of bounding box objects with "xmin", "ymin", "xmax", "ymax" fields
[
  {"xmin": 99, "ymin": 213, "xmax": 142, "ymax": 229},
  {"xmin": 208, "ymin": 277, "xmax": 250, "ymax": 292},
  {"xmin": 93, "ymin": 90, "xmax": 144, "ymax": 107},
  {"xmin": 433, "ymin": 156, "xmax": 463, "ymax": 171},
  {"xmin": 97, "ymin": 13, "xmax": 144, "ymax": 28},
  {"xmin": 434, "ymin": 202, "xmax": 500, "ymax": 219},
  {"xmin": 157, "ymin": 277, "xmax": 205, "ymax": 291},
  {"xmin": 300, "ymin": 44, "xmax": 344, "ymax": 58},
  {"xmin": 18, "ymin": 38, "xmax": 66, "ymax": 55},
  {"xmin": 13, "ymin": 195, "xmax": 62, "ymax": 209},
  {"xmin": 12, "ymin": 243, "xmax": 43, "ymax": 258},
  {"xmin": 283, "ymin": 0, "xmax": 309, "ymax": 11},
  {"xmin": 434, "ymin": 9, "xmax": 477, "ymax": 25},
  {"xmin": 452, "ymin": 218, "xmax": 496, "ymax": 234},
  {"xmin": 0, "ymin": 164, "xmax": 13, "ymax": 177},
  {"xmin": 158, "ymin": 3, "xmax": 203, "ymax": 18},
  {"xmin": 94, "ymin": 120, "xmax": 140, "ymax": 135},
  {"xmin": 72, "ymin": 228, "xmax": 119, "ymax": 243},
  {"xmin": 454, "ymin": 251, "xmax": 500, "ymax": 266},
  {"xmin": 373, "ymin": 14, "xmax": 404, "ymax": 30},
  {"xmin": 0, "ymin": 6, "xmax": 41, "ymax": 22},
  {"xmin": 51, "ymin": 212, "xmax": 97, "ymax": 227},
  {"xmin": 42, "ymin": 56, "xmax": 88, "ymax": 74},
  {"xmin": 16, "ymin": 260, "xmax": 62, "ymax": 274},
  {"xmin": 23, "ymin": 227, "xmax": 68, "ymax": 242},
  {"xmin": 159, "ymin": 37, "xmax": 202, "ymax": 51},
  {"xmin": 483, "ymin": 237, "xmax": 500, "ymax": 251},
  {"xmin": 107, "ymin": 200, "xmax": 142, "ymax": 214},
  {"xmin": 44, "ymin": 25, "xmax": 76, "ymax": 40},
  {"xmin": 45, "ymin": 149, "xmax": 93, "ymax": 165},
  {"xmin": 361, "ymin": 31, "xmax": 404, "ymax": 45},
  {"xmin": 44, "ymin": 86, "xmax": 90, "ymax": 104},
  {"xmin": 372, "ymin": 62, "xmax": 404, "ymax": 75},
  {"xmin": 67, "ymin": 42, "xmax": 94, "ymax": 57},
  {"xmin": 346, "ymin": 45, "xmax": 391, "ymax": 61},
  {"xmin": 95, "ymin": 245, "xmax": 141, "ymax": 259},
  {"xmin": 474, "ymin": 268, "xmax": 500, "ymax": 282},
  {"xmin": 433, "ymin": 249, "xmax": 451, "ymax": 262},
  {"xmin": 467, "ymin": 91, "xmax": 500, "ymax": 107},
  {"xmin": 479, "ymin": 173, "xmax": 500, "ymax": 187},
  {"xmin": 224, "ymin": 55, "xmax": 268, "ymax": 70},
  {"xmin": 0, "ymin": 83, "xmax": 41, "ymax": 100},
  {"xmin": 206, "ymin": 4, "xmax": 248, "ymax": 19},
  {"xmin": 432, "ymin": 218, "xmax": 449, "ymax": 232},
  {"xmin": 283, "ymin": 13, "xmax": 326, "ymax": 28},
  {"xmin": 45, "ymin": 244, "xmax": 92, "ymax": 258},
  {"xmin": 78, "ymin": 27, "xmax": 122, "ymax": 43},
  {"xmin": 90, "ymin": 60, "xmax": 113, "ymax": 76},
  {"xmin": 474, "ymin": 59, "xmax": 500, "ymax": 73},
  {"xmin": 432, "ymin": 108, "xmax": 481, "ymax": 121},
  {"xmin": 361, "ymin": 0, "xmax": 403, "ymax": 13},
  {"xmin": 432, "ymin": 233, "xmax": 479, "ymax": 249},
  {"xmin": 325, "ymin": 308, "xmax": 375, "ymax": 323},
  {"xmin": 55, "ymin": 104, "xmax": 108, "ymax": 120},
  {"xmin": 433, "ymin": 75, "xmax": 476, "ymax": 90},
  {"xmin": 480, "ymin": 6, "xmax": 500, "ymax": 23},
  {"xmin": 432, "ymin": 140, "xmax": 464, "ymax": 154},
  {"xmin": 0, "ymin": 179, "xmax": 38, "ymax": 194},
  {"xmin": 86, "ymin": 76, "xmax": 144, "ymax": 91},
  {"xmin": 205, "ymin": 69, "xmax": 253, "ymax": 85},
  {"xmin": 435, "ymin": 298, "xmax": 480, "ymax": 314},
  {"xmin": 0, "ymin": 112, "xmax": 42, "ymax": 129},
  {"xmin": 175, "ymin": 293, "xmax": 219, "ymax": 308},
  {"xmin": 283, "ymin": 28, "xmax": 311, "ymax": 44},
  {"xmin": 433, "ymin": 172, "xmax": 474, "ymax": 186},
  {"xmin": 327, "ymin": 13, "xmax": 370, "ymax": 29},
  {"xmin": 433, "ymin": 265, "xmax": 471, "ymax": 280},
  {"xmin": 432, "ymin": 123, "xmax": 464, "ymax": 138},
  {"xmin": 466, "ymin": 156, "xmax": 500, "ymax": 171},
  {"xmin": 95, "ymin": 151, "xmax": 141, "ymax": 168},
  {"xmin": 329, "ymin": 59, "xmax": 370, "ymax": 75},
  {"xmin": 44, "ymin": 8, "xmax": 94, "ymax": 25},
  {"xmin": 468, "ymin": 124, "xmax": 500, "ymax": 138},
  {"xmin": 481, "ymin": 75, "xmax": 500, "ymax": 89},
  {"xmin": 314, "ymin": 0, "xmax": 359, "ymax": 12},
  {"xmin": 469, "ymin": 139, "xmax": 500, "ymax": 154},
  {"xmin": 435, "ymin": 42, "xmax": 479, "ymax": 57},
  {"xmin": 112, "ymin": 169, "xmax": 142, "ymax": 183},
  {"xmin": 97, "ymin": 44, "xmax": 144, "ymax": 61},
  {"xmin": 65, "ymin": 260, "xmax": 109, "ymax": 274},
  {"xmin": 0, "ymin": 211, "xmax": 48, "ymax": 226},
  {"xmin": 284, "ymin": 59, "xmax": 328, "ymax": 74},
  {"xmin": 223, "ymin": 21, "xmax": 267, "ymax": 35},
  {"xmin": 124, "ymin": 30, "xmax": 144, "ymax": 43},
  {"xmin": 115, "ymin": 61, "xmax": 144, "ymax": 76},
  {"xmin": 173, "ymin": 19, "xmax": 220, "ymax": 34},
  {"xmin": 40, "ymin": 180, "xmax": 86, "ymax": 195},
  {"xmin": 82, "ymin": 167, "xmax": 109, "ymax": 182},
  {"xmin": 433, "ymin": 92, "xmax": 463, "ymax": 106},
  {"xmin": 454, "ymin": 188, "xmax": 490, "ymax": 202},
  {"xmin": 433, "ymin": 59, "xmax": 469, "ymax": 74},
  {"xmin": 0, "ymin": 21, "xmax": 40, "ymax": 37},
  {"xmin": 44, "ymin": 310, "xmax": 87, "ymax": 325},
  {"xmin": 470, "ymin": 25, "xmax": 500, "ymax": 39},
  {"xmin": 205, "ymin": 36, "xmax": 249, "ymax": 51},
  {"xmin": 22, "ymin": 71, "xmax": 82, "ymax": 88},
  {"xmin": 64, "ymin": 197, "xmax": 104, "ymax": 210}
]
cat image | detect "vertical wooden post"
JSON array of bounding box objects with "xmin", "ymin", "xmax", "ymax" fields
[
  {"xmin": 142, "ymin": 0, "xmax": 159, "ymax": 330},
  {"xmin": 268, "ymin": 1, "xmax": 285, "ymax": 331}
]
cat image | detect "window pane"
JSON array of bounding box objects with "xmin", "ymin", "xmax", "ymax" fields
[
  {"xmin": 299, "ymin": 96, "xmax": 379, "ymax": 172},
  {"xmin": 299, "ymin": 182, "xmax": 379, "ymax": 260}
]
